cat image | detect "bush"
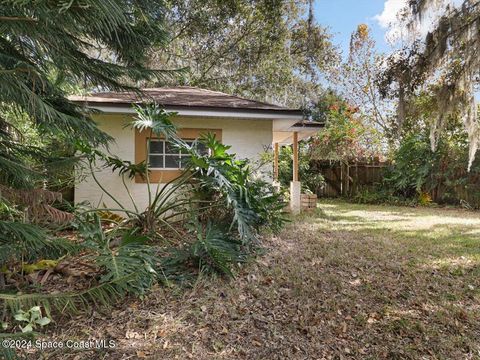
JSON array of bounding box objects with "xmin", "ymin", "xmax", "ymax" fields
[
  {"xmin": 162, "ymin": 221, "xmax": 247, "ymax": 279},
  {"xmin": 384, "ymin": 134, "xmax": 435, "ymax": 198},
  {"xmin": 382, "ymin": 130, "xmax": 480, "ymax": 208},
  {"xmin": 77, "ymin": 104, "xmax": 288, "ymax": 277},
  {"xmin": 352, "ymin": 185, "xmax": 418, "ymax": 207},
  {"xmin": 0, "ymin": 104, "xmax": 289, "ymax": 336},
  {"xmin": 272, "ymin": 142, "xmax": 325, "ymax": 194}
]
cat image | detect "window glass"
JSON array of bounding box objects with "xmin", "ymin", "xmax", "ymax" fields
[
  {"xmin": 147, "ymin": 137, "xmax": 211, "ymax": 169},
  {"xmin": 165, "ymin": 155, "xmax": 180, "ymax": 168},
  {"xmin": 197, "ymin": 142, "xmax": 209, "ymax": 155},
  {"xmin": 165, "ymin": 142, "xmax": 178, "ymax": 154},
  {"xmin": 149, "ymin": 140, "xmax": 163, "ymax": 154},
  {"xmin": 149, "ymin": 155, "xmax": 164, "ymax": 168},
  {"xmin": 180, "ymin": 155, "xmax": 191, "ymax": 168}
]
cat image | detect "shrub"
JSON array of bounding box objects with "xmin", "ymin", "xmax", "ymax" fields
[
  {"xmin": 383, "ymin": 130, "xmax": 480, "ymax": 208},
  {"xmin": 162, "ymin": 221, "xmax": 246, "ymax": 279},
  {"xmin": 385, "ymin": 134, "xmax": 435, "ymax": 198},
  {"xmin": 77, "ymin": 104, "xmax": 288, "ymax": 276},
  {"xmin": 269, "ymin": 142, "xmax": 325, "ymax": 194},
  {"xmin": 353, "ymin": 185, "xmax": 418, "ymax": 207}
]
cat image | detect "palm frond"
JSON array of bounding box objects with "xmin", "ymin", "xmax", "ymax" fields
[
  {"xmin": 0, "ymin": 221, "xmax": 78, "ymax": 265},
  {"xmin": 0, "ymin": 0, "xmax": 181, "ymax": 188},
  {"xmin": 75, "ymin": 214, "xmax": 160, "ymax": 294},
  {"xmin": 95, "ymin": 240, "xmax": 159, "ymax": 295},
  {"xmin": 163, "ymin": 222, "xmax": 245, "ymax": 279},
  {"xmin": 0, "ymin": 277, "xmax": 131, "ymax": 318}
]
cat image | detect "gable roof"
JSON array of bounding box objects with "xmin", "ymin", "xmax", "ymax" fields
[{"xmin": 69, "ymin": 86, "xmax": 302, "ymax": 116}]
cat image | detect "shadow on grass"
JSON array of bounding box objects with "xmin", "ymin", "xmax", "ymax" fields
[{"xmin": 276, "ymin": 201, "xmax": 480, "ymax": 358}]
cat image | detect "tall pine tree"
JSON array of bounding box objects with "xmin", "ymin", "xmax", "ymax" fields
[{"xmin": 0, "ymin": 0, "xmax": 174, "ymax": 188}]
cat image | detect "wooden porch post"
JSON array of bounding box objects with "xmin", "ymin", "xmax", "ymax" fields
[
  {"xmin": 292, "ymin": 131, "xmax": 299, "ymax": 181},
  {"xmin": 290, "ymin": 131, "xmax": 301, "ymax": 214},
  {"xmin": 274, "ymin": 142, "xmax": 279, "ymax": 181}
]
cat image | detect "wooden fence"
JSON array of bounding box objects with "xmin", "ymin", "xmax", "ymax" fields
[
  {"xmin": 313, "ymin": 160, "xmax": 387, "ymax": 198},
  {"xmin": 313, "ymin": 160, "xmax": 480, "ymax": 208}
]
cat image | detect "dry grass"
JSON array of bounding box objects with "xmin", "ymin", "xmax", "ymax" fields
[{"xmin": 33, "ymin": 200, "xmax": 480, "ymax": 359}]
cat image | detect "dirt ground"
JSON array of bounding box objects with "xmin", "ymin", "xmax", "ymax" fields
[{"xmin": 29, "ymin": 200, "xmax": 480, "ymax": 359}]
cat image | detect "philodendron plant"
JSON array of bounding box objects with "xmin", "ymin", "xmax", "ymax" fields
[
  {"xmin": 77, "ymin": 103, "xmax": 287, "ymax": 276},
  {"xmin": 14, "ymin": 306, "xmax": 51, "ymax": 333}
]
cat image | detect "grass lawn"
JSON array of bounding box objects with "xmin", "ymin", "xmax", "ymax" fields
[{"xmin": 43, "ymin": 200, "xmax": 480, "ymax": 359}]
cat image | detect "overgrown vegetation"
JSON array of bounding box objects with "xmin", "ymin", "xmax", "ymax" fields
[
  {"xmin": 28, "ymin": 200, "xmax": 480, "ymax": 359},
  {"xmin": 264, "ymin": 142, "xmax": 325, "ymax": 195},
  {"xmin": 0, "ymin": 104, "xmax": 286, "ymax": 359},
  {"xmin": 2, "ymin": 0, "xmax": 480, "ymax": 358},
  {"xmin": 305, "ymin": 21, "xmax": 480, "ymax": 209},
  {"xmin": 0, "ymin": 2, "xmax": 179, "ymax": 354}
]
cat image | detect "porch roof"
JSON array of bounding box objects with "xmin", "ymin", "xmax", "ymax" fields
[{"xmin": 273, "ymin": 120, "xmax": 324, "ymax": 145}]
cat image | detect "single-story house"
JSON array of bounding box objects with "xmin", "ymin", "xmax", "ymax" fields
[{"xmin": 70, "ymin": 87, "xmax": 323, "ymax": 214}]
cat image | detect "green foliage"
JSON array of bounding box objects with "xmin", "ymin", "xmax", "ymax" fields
[
  {"xmin": 0, "ymin": 219, "xmax": 77, "ymax": 267},
  {"xmin": 186, "ymin": 133, "xmax": 258, "ymax": 243},
  {"xmin": 0, "ymin": 211, "xmax": 149, "ymax": 325},
  {"xmin": 77, "ymin": 103, "xmax": 288, "ymax": 282},
  {"xmin": 0, "ymin": 278, "xmax": 132, "ymax": 318},
  {"xmin": 352, "ymin": 186, "xmax": 417, "ymax": 207},
  {"xmin": 0, "ymin": 106, "xmax": 79, "ymax": 192},
  {"xmin": 378, "ymin": 1, "xmax": 480, "ymax": 170},
  {"xmin": 273, "ymin": 142, "xmax": 325, "ymax": 194},
  {"xmin": 82, "ymin": 104, "xmax": 289, "ymax": 243},
  {"xmin": 76, "ymin": 213, "xmax": 160, "ymax": 295},
  {"xmin": 185, "ymin": 132, "xmax": 288, "ymax": 244},
  {"xmin": 0, "ymin": 3, "xmax": 178, "ymax": 325},
  {"xmin": 130, "ymin": 105, "xmax": 178, "ymax": 140},
  {"xmin": 0, "ymin": 0, "xmax": 175, "ymax": 189},
  {"xmin": 310, "ymin": 96, "xmax": 381, "ymax": 162},
  {"xmin": 361, "ymin": 120, "xmax": 480, "ymax": 208},
  {"xmin": 385, "ymin": 134, "xmax": 435, "ymax": 197},
  {"xmin": 14, "ymin": 306, "xmax": 51, "ymax": 333},
  {"xmin": 244, "ymin": 179, "xmax": 288, "ymax": 234},
  {"xmin": 163, "ymin": 221, "xmax": 246, "ymax": 279},
  {"xmin": 352, "ymin": 186, "xmax": 386, "ymax": 205},
  {"xmin": 154, "ymin": 0, "xmax": 338, "ymax": 106}
]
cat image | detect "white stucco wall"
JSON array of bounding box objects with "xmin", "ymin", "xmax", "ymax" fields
[{"xmin": 75, "ymin": 114, "xmax": 273, "ymax": 211}]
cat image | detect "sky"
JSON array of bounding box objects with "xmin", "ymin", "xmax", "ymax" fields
[{"xmin": 314, "ymin": 0, "xmax": 401, "ymax": 57}]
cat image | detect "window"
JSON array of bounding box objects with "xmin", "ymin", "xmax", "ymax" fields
[
  {"xmin": 147, "ymin": 139, "xmax": 208, "ymax": 169},
  {"xmin": 135, "ymin": 128, "xmax": 221, "ymax": 183}
]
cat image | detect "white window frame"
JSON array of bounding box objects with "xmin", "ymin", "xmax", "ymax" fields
[{"xmin": 147, "ymin": 139, "xmax": 195, "ymax": 170}]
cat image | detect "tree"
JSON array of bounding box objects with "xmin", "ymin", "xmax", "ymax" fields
[
  {"xmin": 148, "ymin": 0, "xmax": 338, "ymax": 107},
  {"xmin": 331, "ymin": 24, "xmax": 394, "ymax": 145},
  {"xmin": 378, "ymin": 0, "xmax": 480, "ymax": 169},
  {"xmin": 309, "ymin": 93, "xmax": 382, "ymax": 163},
  {"xmin": 0, "ymin": 3, "xmax": 177, "ymax": 309},
  {"xmin": 0, "ymin": 0, "xmax": 174, "ymax": 188}
]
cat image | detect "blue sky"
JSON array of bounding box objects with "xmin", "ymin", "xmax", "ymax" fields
[{"xmin": 314, "ymin": 0, "xmax": 392, "ymax": 56}]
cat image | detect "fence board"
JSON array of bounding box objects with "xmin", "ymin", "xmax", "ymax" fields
[
  {"xmin": 314, "ymin": 160, "xmax": 480, "ymax": 208},
  {"xmin": 314, "ymin": 161, "xmax": 387, "ymax": 198}
]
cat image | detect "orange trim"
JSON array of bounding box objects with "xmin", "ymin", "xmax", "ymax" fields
[{"xmin": 134, "ymin": 128, "xmax": 222, "ymax": 183}]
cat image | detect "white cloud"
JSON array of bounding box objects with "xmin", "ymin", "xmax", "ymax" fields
[
  {"xmin": 374, "ymin": 0, "xmax": 407, "ymax": 29},
  {"xmin": 374, "ymin": 0, "xmax": 466, "ymax": 44}
]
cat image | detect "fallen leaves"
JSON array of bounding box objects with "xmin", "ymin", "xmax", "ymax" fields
[{"xmin": 25, "ymin": 201, "xmax": 480, "ymax": 359}]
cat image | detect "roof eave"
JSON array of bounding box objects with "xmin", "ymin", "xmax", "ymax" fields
[{"xmin": 76, "ymin": 102, "xmax": 304, "ymax": 120}]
